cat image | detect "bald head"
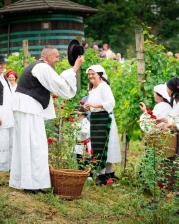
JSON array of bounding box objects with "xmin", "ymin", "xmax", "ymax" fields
[{"xmin": 40, "ymin": 47, "xmax": 60, "ymax": 67}]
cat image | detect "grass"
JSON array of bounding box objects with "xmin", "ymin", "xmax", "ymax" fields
[{"xmin": 0, "ymin": 147, "xmax": 178, "ymax": 224}]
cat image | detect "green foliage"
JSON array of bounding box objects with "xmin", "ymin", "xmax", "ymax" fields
[
  {"xmin": 73, "ymin": 0, "xmax": 179, "ymax": 54},
  {"xmin": 137, "ymin": 146, "xmax": 166, "ymax": 194},
  {"xmin": 143, "ymin": 35, "xmax": 179, "ymax": 108},
  {"xmin": 6, "ymin": 50, "xmax": 35, "ymax": 78}
]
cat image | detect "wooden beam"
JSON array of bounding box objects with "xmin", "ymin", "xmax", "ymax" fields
[
  {"xmin": 135, "ymin": 28, "xmax": 145, "ymax": 82},
  {"xmin": 22, "ymin": 40, "xmax": 29, "ymax": 69}
]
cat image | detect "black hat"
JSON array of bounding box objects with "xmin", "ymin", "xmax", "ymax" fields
[
  {"xmin": 0, "ymin": 55, "xmax": 6, "ymax": 64},
  {"xmin": 68, "ymin": 39, "xmax": 84, "ymax": 66}
]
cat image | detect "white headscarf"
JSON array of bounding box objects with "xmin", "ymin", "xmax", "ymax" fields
[
  {"xmin": 86, "ymin": 64, "xmax": 108, "ymax": 80},
  {"xmin": 154, "ymin": 84, "xmax": 170, "ymax": 102}
]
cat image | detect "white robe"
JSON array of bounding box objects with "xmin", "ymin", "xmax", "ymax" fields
[
  {"xmin": 0, "ymin": 74, "xmax": 14, "ymax": 171},
  {"xmin": 87, "ymin": 81, "xmax": 121, "ymax": 163},
  {"xmin": 9, "ymin": 62, "xmax": 77, "ymax": 190}
]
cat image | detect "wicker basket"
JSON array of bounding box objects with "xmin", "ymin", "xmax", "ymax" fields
[
  {"xmin": 146, "ymin": 132, "xmax": 177, "ymax": 158},
  {"xmin": 50, "ymin": 166, "xmax": 89, "ymax": 200}
]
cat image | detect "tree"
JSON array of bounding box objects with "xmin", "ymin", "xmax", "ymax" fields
[{"xmin": 74, "ymin": 0, "xmax": 179, "ymax": 54}]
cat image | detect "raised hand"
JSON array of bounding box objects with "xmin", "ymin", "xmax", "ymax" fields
[{"xmin": 73, "ymin": 56, "xmax": 84, "ymax": 73}]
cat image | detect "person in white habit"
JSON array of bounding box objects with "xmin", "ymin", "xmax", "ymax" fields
[
  {"xmin": 9, "ymin": 47, "xmax": 84, "ymax": 192},
  {"xmin": 84, "ymin": 64, "xmax": 121, "ymax": 185},
  {"xmin": 140, "ymin": 84, "xmax": 172, "ymax": 132},
  {"xmin": 0, "ymin": 55, "xmax": 14, "ymax": 172}
]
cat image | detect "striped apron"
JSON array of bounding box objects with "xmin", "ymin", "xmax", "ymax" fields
[{"xmin": 90, "ymin": 111, "xmax": 112, "ymax": 170}]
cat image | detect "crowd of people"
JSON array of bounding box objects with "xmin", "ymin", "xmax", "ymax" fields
[
  {"xmin": 82, "ymin": 41, "xmax": 125, "ymax": 62},
  {"xmin": 0, "ymin": 47, "xmax": 121, "ymax": 192},
  {"xmin": 0, "ymin": 43, "xmax": 178, "ymax": 193}
]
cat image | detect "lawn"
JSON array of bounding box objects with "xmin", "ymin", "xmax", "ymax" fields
[{"xmin": 0, "ymin": 148, "xmax": 178, "ymax": 224}]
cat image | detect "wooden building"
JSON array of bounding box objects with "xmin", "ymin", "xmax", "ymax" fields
[{"xmin": 0, "ymin": 0, "xmax": 96, "ymax": 56}]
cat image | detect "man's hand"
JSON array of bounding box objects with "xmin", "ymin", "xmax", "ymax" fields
[{"xmin": 73, "ymin": 56, "xmax": 84, "ymax": 73}]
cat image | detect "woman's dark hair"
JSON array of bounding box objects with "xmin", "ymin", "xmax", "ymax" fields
[
  {"xmin": 155, "ymin": 92, "xmax": 170, "ymax": 105},
  {"xmin": 89, "ymin": 72, "xmax": 110, "ymax": 90},
  {"xmin": 167, "ymin": 77, "xmax": 179, "ymax": 106}
]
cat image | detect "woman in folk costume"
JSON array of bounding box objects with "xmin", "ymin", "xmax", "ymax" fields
[
  {"xmin": 5, "ymin": 70, "xmax": 18, "ymax": 93},
  {"xmin": 0, "ymin": 55, "xmax": 14, "ymax": 171},
  {"xmin": 158, "ymin": 77, "xmax": 179, "ymax": 132},
  {"xmin": 140, "ymin": 84, "xmax": 172, "ymax": 132},
  {"xmin": 156, "ymin": 78, "xmax": 179, "ymax": 191},
  {"xmin": 84, "ymin": 64, "xmax": 121, "ymax": 185},
  {"xmin": 9, "ymin": 45, "xmax": 84, "ymax": 192}
]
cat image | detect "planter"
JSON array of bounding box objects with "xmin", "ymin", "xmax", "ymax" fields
[
  {"xmin": 50, "ymin": 166, "xmax": 89, "ymax": 200},
  {"xmin": 146, "ymin": 132, "xmax": 177, "ymax": 158}
]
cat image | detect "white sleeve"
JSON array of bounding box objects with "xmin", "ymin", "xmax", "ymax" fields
[
  {"xmin": 168, "ymin": 103, "xmax": 179, "ymax": 129},
  {"xmin": 101, "ymin": 84, "xmax": 115, "ymax": 112},
  {"xmin": 32, "ymin": 63, "xmax": 77, "ymax": 99}
]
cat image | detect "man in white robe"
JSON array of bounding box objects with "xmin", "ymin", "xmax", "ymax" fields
[
  {"xmin": 9, "ymin": 48, "xmax": 84, "ymax": 191},
  {"xmin": 0, "ymin": 55, "xmax": 14, "ymax": 171}
]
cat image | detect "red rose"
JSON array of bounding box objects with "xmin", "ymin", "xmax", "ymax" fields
[
  {"xmin": 69, "ymin": 117, "xmax": 75, "ymax": 122},
  {"xmin": 158, "ymin": 182, "xmax": 164, "ymax": 189},
  {"xmin": 92, "ymin": 157, "xmax": 97, "ymax": 163},
  {"xmin": 54, "ymin": 104, "xmax": 58, "ymax": 109},
  {"xmin": 48, "ymin": 137, "xmax": 53, "ymax": 145},
  {"xmin": 106, "ymin": 178, "xmax": 113, "ymax": 186},
  {"xmin": 150, "ymin": 115, "xmax": 157, "ymax": 119},
  {"xmin": 91, "ymin": 149, "xmax": 94, "ymax": 154},
  {"xmin": 80, "ymin": 100, "xmax": 85, "ymax": 105},
  {"xmin": 52, "ymin": 95, "xmax": 58, "ymax": 99},
  {"xmin": 147, "ymin": 109, "xmax": 153, "ymax": 116}
]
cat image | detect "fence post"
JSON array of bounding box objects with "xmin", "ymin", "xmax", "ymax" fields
[
  {"xmin": 23, "ymin": 40, "xmax": 29, "ymax": 69},
  {"xmin": 135, "ymin": 28, "xmax": 145, "ymax": 82}
]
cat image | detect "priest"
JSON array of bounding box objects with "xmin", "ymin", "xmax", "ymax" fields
[{"xmin": 9, "ymin": 46, "xmax": 84, "ymax": 191}]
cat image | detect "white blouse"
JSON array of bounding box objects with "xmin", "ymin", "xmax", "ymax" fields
[
  {"xmin": 168, "ymin": 102, "xmax": 179, "ymax": 129},
  {"xmin": 87, "ymin": 81, "xmax": 115, "ymax": 113}
]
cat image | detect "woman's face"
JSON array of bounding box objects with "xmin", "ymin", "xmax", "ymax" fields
[
  {"xmin": 167, "ymin": 87, "xmax": 173, "ymax": 97},
  {"xmin": 88, "ymin": 69, "xmax": 101, "ymax": 85},
  {"xmin": 153, "ymin": 92, "xmax": 163, "ymax": 103},
  {"xmin": 7, "ymin": 74, "xmax": 16, "ymax": 83}
]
